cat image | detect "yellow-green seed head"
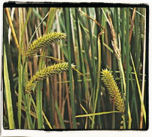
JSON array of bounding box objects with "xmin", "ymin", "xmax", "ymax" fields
[
  {"xmin": 32, "ymin": 62, "xmax": 69, "ymax": 82},
  {"xmin": 25, "ymin": 32, "xmax": 66, "ymax": 56},
  {"xmin": 101, "ymin": 69, "xmax": 125, "ymax": 113},
  {"xmin": 25, "ymin": 62, "xmax": 71, "ymax": 92},
  {"xmin": 25, "ymin": 81, "xmax": 36, "ymax": 93}
]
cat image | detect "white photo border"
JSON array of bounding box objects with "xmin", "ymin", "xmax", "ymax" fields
[{"xmin": 0, "ymin": 0, "xmax": 151, "ymax": 136}]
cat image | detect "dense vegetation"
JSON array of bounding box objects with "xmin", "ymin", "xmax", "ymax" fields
[{"xmin": 3, "ymin": 6, "xmax": 148, "ymax": 130}]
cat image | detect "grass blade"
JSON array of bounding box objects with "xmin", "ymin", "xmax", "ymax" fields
[
  {"xmin": 55, "ymin": 102, "xmax": 65, "ymax": 129},
  {"xmin": 130, "ymin": 54, "xmax": 146, "ymax": 125},
  {"xmin": 4, "ymin": 44, "xmax": 15, "ymax": 129},
  {"xmin": 76, "ymin": 111, "xmax": 120, "ymax": 118}
]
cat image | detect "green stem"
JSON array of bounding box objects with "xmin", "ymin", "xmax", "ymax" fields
[
  {"xmin": 125, "ymin": 8, "xmax": 130, "ymax": 129},
  {"xmin": 64, "ymin": 8, "xmax": 77, "ymax": 128},
  {"xmin": 91, "ymin": 33, "xmax": 102, "ymax": 129}
]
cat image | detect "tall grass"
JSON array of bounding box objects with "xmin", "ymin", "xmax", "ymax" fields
[{"xmin": 3, "ymin": 5, "xmax": 148, "ymax": 130}]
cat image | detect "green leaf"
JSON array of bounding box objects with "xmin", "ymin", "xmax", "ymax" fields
[{"xmin": 4, "ymin": 44, "xmax": 15, "ymax": 129}]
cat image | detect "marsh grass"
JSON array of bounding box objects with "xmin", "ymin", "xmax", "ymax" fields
[{"xmin": 3, "ymin": 5, "xmax": 148, "ymax": 130}]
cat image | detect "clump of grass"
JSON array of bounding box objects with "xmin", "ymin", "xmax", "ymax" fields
[
  {"xmin": 101, "ymin": 69, "xmax": 125, "ymax": 113},
  {"xmin": 4, "ymin": 7, "xmax": 147, "ymax": 130},
  {"xmin": 25, "ymin": 32, "xmax": 66, "ymax": 56},
  {"xmin": 25, "ymin": 62, "xmax": 75, "ymax": 92}
]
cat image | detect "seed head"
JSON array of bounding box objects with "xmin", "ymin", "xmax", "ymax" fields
[
  {"xmin": 101, "ymin": 69, "xmax": 125, "ymax": 113},
  {"xmin": 25, "ymin": 62, "xmax": 70, "ymax": 92},
  {"xmin": 25, "ymin": 32, "xmax": 66, "ymax": 56}
]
